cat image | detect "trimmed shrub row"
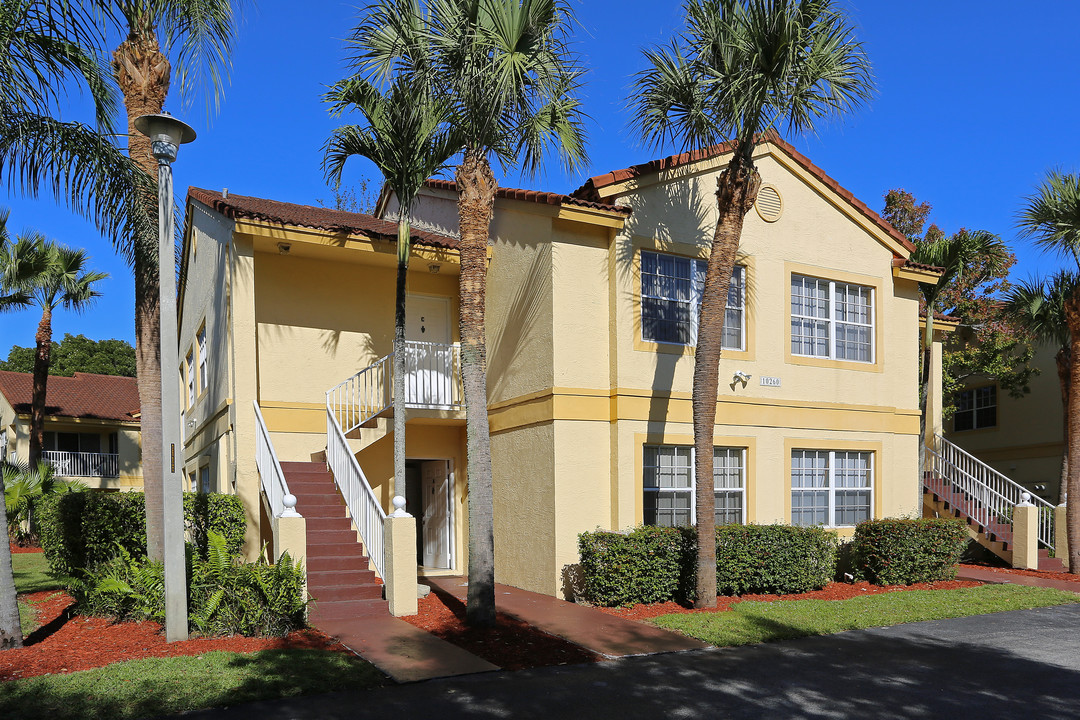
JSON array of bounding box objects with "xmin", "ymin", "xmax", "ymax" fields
[
  {"xmin": 37, "ymin": 491, "xmax": 246, "ymax": 577},
  {"xmin": 851, "ymin": 517, "xmax": 968, "ymax": 586},
  {"xmin": 578, "ymin": 524, "xmax": 837, "ymax": 607}
]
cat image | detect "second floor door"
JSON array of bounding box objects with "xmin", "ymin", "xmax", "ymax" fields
[{"xmin": 405, "ymin": 294, "xmax": 452, "ymax": 407}]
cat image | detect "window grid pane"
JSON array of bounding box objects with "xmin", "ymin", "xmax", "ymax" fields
[
  {"xmin": 791, "ymin": 450, "xmax": 873, "ymax": 527},
  {"xmin": 791, "ymin": 275, "xmax": 873, "ymax": 362},
  {"xmin": 644, "ymin": 445, "xmax": 746, "ymax": 527},
  {"xmin": 642, "ymin": 251, "xmax": 744, "ymax": 350}
]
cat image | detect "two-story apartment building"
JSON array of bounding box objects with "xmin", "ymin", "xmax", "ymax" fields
[
  {"xmin": 179, "ymin": 136, "xmax": 937, "ymax": 599},
  {"xmin": 0, "ymin": 370, "xmax": 143, "ymax": 490}
]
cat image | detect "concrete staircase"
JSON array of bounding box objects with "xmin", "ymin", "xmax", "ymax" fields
[{"xmin": 280, "ymin": 461, "xmax": 388, "ymax": 623}]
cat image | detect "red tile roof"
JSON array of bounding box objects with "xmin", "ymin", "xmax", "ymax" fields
[
  {"xmin": 0, "ymin": 371, "xmax": 140, "ymax": 422},
  {"xmin": 571, "ymin": 134, "xmax": 916, "ymax": 254},
  {"xmin": 188, "ymin": 188, "xmax": 459, "ymax": 250},
  {"xmin": 423, "ymin": 179, "xmax": 632, "ymax": 216},
  {"xmin": 920, "ymin": 309, "xmax": 961, "ymax": 324}
]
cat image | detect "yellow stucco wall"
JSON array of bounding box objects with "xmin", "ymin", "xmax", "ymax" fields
[{"xmin": 945, "ymin": 342, "xmax": 1065, "ymax": 502}]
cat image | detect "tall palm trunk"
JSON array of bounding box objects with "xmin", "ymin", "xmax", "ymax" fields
[
  {"xmin": 114, "ymin": 35, "xmax": 170, "ymax": 561},
  {"xmin": 693, "ymin": 162, "xmax": 760, "ymax": 609},
  {"xmin": 1063, "ymin": 292, "xmax": 1080, "ymax": 573},
  {"xmin": 456, "ymin": 148, "xmax": 496, "ymax": 627},
  {"xmin": 918, "ymin": 312, "xmax": 934, "ymax": 483},
  {"xmin": 0, "ymin": 469, "xmax": 20, "ymax": 649},
  {"xmin": 1056, "ymin": 348, "xmax": 1071, "ymax": 505},
  {"xmin": 28, "ymin": 305, "xmax": 53, "ymax": 464},
  {"xmin": 393, "ymin": 220, "xmax": 409, "ymax": 500}
]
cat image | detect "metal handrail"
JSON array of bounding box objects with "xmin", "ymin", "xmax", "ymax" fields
[
  {"xmin": 254, "ymin": 401, "xmax": 300, "ymax": 518},
  {"xmin": 928, "ymin": 434, "xmax": 1053, "ymax": 549},
  {"xmin": 42, "ymin": 450, "xmax": 119, "ymax": 478},
  {"xmin": 326, "ymin": 352, "xmax": 392, "ymax": 436},
  {"xmin": 326, "ymin": 405, "xmax": 385, "ymax": 578}
]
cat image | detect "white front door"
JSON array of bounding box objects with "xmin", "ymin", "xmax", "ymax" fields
[
  {"xmin": 421, "ymin": 460, "xmax": 450, "ymax": 569},
  {"xmin": 405, "ymin": 295, "xmax": 452, "ymax": 406}
]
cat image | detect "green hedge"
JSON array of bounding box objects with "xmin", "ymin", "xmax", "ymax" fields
[
  {"xmin": 577, "ymin": 524, "xmax": 838, "ymax": 607},
  {"xmin": 715, "ymin": 524, "xmax": 837, "ymax": 596},
  {"xmin": 37, "ymin": 491, "xmax": 246, "ymax": 577},
  {"xmin": 71, "ymin": 531, "xmax": 306, "ymax": 637},
  {"xmin": 851, "ymin": 518, "xmax": 968, "ymax": 585}
]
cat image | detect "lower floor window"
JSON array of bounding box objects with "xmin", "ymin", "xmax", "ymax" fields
[
  {"xmin": 644, "ymin": 445, "xmax": 746, "ymax": 527},
  {"xmin": 791, "ymin": 449, "xmax": 873, "ymax": 527}
]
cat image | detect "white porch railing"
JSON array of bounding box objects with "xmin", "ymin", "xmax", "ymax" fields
[
  {"xmin": 42, "ymin": 451, "xmax": 119, "ymax": 478},
  {"xmin": 254, "ymin": 401, "xmax": 300, "ymax": 518},
  {"xmin": 327, "ymin": 341, "xmax": 463, "ymax": 436},
  {"xmin": 326, "ymin": 405, "xmax": 385, "ymax": 578},
  {"xmin": 927, "ymin": 434, "xmax": 1054, "ymax": 550}
]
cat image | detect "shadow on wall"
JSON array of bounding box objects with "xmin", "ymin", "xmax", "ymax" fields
[{"xmin": 487, "ymin": 241, "xmax": 551, "ymax": 402}]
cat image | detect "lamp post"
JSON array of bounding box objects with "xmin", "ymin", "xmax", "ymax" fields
[{"xmin": 134, "ymin": 113, "xmax": 196, "ymax": 643}]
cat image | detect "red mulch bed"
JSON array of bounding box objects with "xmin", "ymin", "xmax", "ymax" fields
[
  {"xmin": 959, "ymin": 563, "xmax": 1080, "ymax": 584},
  {"xmin": 8, "ymin": 542, "xmax": 43, "ymax": 555},
  {"xmin": 596, "ymin": 580, "xmax": 984, "ymax": 621},
  {"xmin": 2, "ymin": 590, "xmax": 350, "ymax": 682},
  {"xmin": 401, "ymin": 590, "xmax": 602, "ymax": 670}
]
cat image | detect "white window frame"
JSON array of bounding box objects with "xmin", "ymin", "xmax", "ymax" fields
[
  {"xmin": 185, "ymin": 349, "xmax": 195, "ymax": 408},
  {"xmin": 199, "ymin": 464, "xmax": 211, "ymax": 494},
  {"xmin": 953, "ymin": 385, "xmax": 996, "ymax": 431},
  {"xmin": 790, "ymin": 449, "xmax": 874, "ymax": 528},
  {"xmin": 643, "ymin": 444, "xmax": 747, "ymax": 527},
  {"xmin": 197, "ymin": 324, "xmax": 208, "ymax": 395},
  {"xmin": 790, "ymin": 274, "xmax": 875, "ymax": 363},
  {"xmin": 640, "ymin": 250, "xmax": 745, "ymax": 351}
]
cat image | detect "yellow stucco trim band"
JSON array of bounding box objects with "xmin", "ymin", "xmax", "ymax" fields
[
  {"xmin": 19, "ymin": 415, "xmax": 140, "ymax": 428},
  {"xmin": 555, "ymin": 205, "xmax": 628, "ymax": 230},
  {"xmin": 893, "ymin": 265, "xmax": 941, "ymax": 283},
  {"xmin": 235, "ymin": 223, "xmax": 464, "ymax": 266}
]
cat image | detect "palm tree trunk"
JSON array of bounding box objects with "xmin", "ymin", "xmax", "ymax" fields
[
  {"xmin": 0, "ymin": 467, "xmax": 21, "ymax": 649},
  {"xmin": 393, "ymin": 220, "xmax": 409, "ymax": 501},
  {"xmin": 918, "ymin": 314, "xmax": 934, "ymax": 485},
  {"xmin": 115, "ymin": 36, "xmax": 170, "ymax": 561},
  {"xmin": 693, "ymin": 163, "xmax": 761, "ymax": 609},
  {"xmin": 1063, "ymin": 292, "xmax": 1080, "ymax": 573},
  {"xmin": 456, "ymin": 148, "xmax": 496, "ymax": 627},
  {"xmin": 28, "ymin": 305, "xmax": 53, "ymax": 465},
  {"xmin": 1057, "ymin": 349, "xmax": 1071, "ymax": 505}
]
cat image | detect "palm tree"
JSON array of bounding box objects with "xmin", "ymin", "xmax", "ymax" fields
[
  {"xmin": 1018, "ymin": 170, "xmax": 1080, "ymax": 573},
  {"xmin": 350, "ymin": 0, "xmax": 588, "ymax": 626},
  {"xmin": 88, "ymin": 0, "xmax": 242, "ymax": 561},
  {"xmin": 629, "ymin": 0, "xmax": 873, "ymax": 608},
  {"xmin": 1003, "ymin": 271, "xmax": 1079, "ymax": 504},
  {"xmin": 911, "ymin": 229, "xmax": 1010, "ymax": 475},
  {"xmin": 0, "ymin": 233, "xmax": 107, "ymax": 464},
  {"xmin": 323, "ymin": 76, "xmax": 457, "ymax": 506}
]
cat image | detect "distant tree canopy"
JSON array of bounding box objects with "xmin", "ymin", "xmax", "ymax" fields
[{"xmin": 0, "ymin": 334, "xmax": 136, "ymax": 377}]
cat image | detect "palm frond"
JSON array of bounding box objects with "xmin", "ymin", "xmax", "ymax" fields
[{"xmin": 1018, "ymin": 171, "xmax": 1080, "ymax": 269}]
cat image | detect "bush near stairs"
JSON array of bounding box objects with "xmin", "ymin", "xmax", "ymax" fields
[{"xmin": 851, "ymin": 518, "xmax": 968, "ymax": 585}]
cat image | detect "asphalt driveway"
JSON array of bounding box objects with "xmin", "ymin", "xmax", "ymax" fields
[{"xmin": 179, "ymin": 603, "xmax": 1080, "ymax": 720}]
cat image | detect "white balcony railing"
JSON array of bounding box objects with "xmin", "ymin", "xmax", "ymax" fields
[
  {"xmin": 42, "ymin": 451, "xmax": 119, "ymax": 478},
  {"xmin": 327, "ymin": 341, "xmax": 463, "ymax": 436}
]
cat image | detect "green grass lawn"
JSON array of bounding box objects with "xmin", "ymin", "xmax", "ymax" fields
[
  {"xmin": 12, "ymin": 552, "xmax": 62, "ymax": 594},
  {"xmin": 652, "ymin": 585, "xmax": 1080, "ymax": 647},
  {"xmin": 0, "ymin": 648, "xmax": 385, "ymax": 720}
]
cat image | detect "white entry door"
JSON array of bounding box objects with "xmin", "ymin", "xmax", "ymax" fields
[
  {"xmin": 421, "ymin": 460, "xmax": 451, "ymax": 569},
  {"xmin": 405, "ymin": 295, "xmax": 452, "ymax": 406}
]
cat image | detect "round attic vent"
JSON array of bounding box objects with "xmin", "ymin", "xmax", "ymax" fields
[{"xmin": 755, "ymin": 184, "xmax": 783, "ymax": 222}]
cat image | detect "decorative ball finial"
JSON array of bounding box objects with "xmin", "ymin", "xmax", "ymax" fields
[
  {"xmin": 280, "ymin": 493, "xmax": 300, "ymax": 518},
  {"xmin": 391, "ymin": 495, "xmax": 411, "ymax": 518}
]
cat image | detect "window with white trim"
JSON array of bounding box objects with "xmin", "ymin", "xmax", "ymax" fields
[
  {"xmin": 953, "ymin": 386, "xmax": 996, "ymax": 431},
  {"xmin": 643, "ymin": 445, "xmax": 746, "ymax": 527},
  {"xmin": 199, "ymin": 465, "xmax": 211, "ymax": 494},
  {"xmin": 185, "ymin": 349, "xmax": 195, "ymax": 407},
  {"xmin": 197, "ymin": 324, "xmax": 208, "ymax": 394},
  {"xmin": 790, "ymin": 275, "xmax": 873, "ymax": 362},
  {"xmin": 641, "ymin": 251, "xmax": 744, "ymax": 350},
  {"xmin": 791, "ymin": 449, "xmax": 873, "ymax": 527}
]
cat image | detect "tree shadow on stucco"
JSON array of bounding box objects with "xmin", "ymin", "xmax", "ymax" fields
[
  {"xmin": 487, "ymin": 240, "xmax": 551, "ymax": 404},
  {"xmin": 614, "ymin": 172, "xmax": 758, "ymax": 449}
]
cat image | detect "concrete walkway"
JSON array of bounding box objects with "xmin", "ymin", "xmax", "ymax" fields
[
  {"xmin": 957, "ymin": 565, "xmax": 1080, "ymax": 593},
  {"xmin": 425, "ymin": 576, "xmax": 706, "ymax": 657}
]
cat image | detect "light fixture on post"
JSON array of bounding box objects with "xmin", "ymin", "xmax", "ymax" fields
[{"xmin": 134, "ymin": 112, "xmax": 196, "ymax": 643}]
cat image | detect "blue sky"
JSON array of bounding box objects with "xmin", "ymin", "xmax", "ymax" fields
[{"xmin": 2, "ymin": 0, "xmax": 1079, "ymax": 350}]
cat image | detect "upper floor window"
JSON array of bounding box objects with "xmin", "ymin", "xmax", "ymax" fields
[
  {"xmin": 790, "ymin": 275, "xmax": 873, "ymax": 362},
  {"xmin": 197, "ymin": 324, "xmax": 208, "ymax": 394},
  {"xmin": 185, "ymin": 349, "xmax": 195, "ymax": 408},
  {"xmin": 954, "ymin": 386, "xmax": 996, "ymax": 431},
  {"xmin": 643, "ymin": 444, "xmax": 746, "ymax": 527},
  {"xmin": 791, "ymin": 449, "xmax": 873, "ymax": 528},
  {"xmin": 641, "ymin": 250, "xmax": 744, "ymax": 350}
]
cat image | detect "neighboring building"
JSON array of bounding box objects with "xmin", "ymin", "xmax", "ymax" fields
[
  {"xmin": 944, "ymin": 342, "xmax": 1065, "ymax": 503},
  {"xmin": 0, "ymin": 371, "xmax": 143, "ymax": 490},
  {"xmin": 179, "ymin": 136, "xmax": 940, "ymax": 598}
]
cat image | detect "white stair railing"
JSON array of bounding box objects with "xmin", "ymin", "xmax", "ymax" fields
[
  {"xmin": 326, "ymin": 405, "xmax": 385, "ymax": 578},
  {"xmin": 327, "ymin": 353, "xmax": 392, "ymax": 436},
  {"xmin": 927, "ymin": 434, "xmax": 1053, "ymax": 550},
  {"xmin": 254, "ymin": 401, "xmax": 300, "ymax": 518}
]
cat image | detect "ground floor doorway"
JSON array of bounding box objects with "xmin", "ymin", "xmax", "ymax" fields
[{"xmin": 404, "ymin": 458, "xmax": 454, "ymax": 570}]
